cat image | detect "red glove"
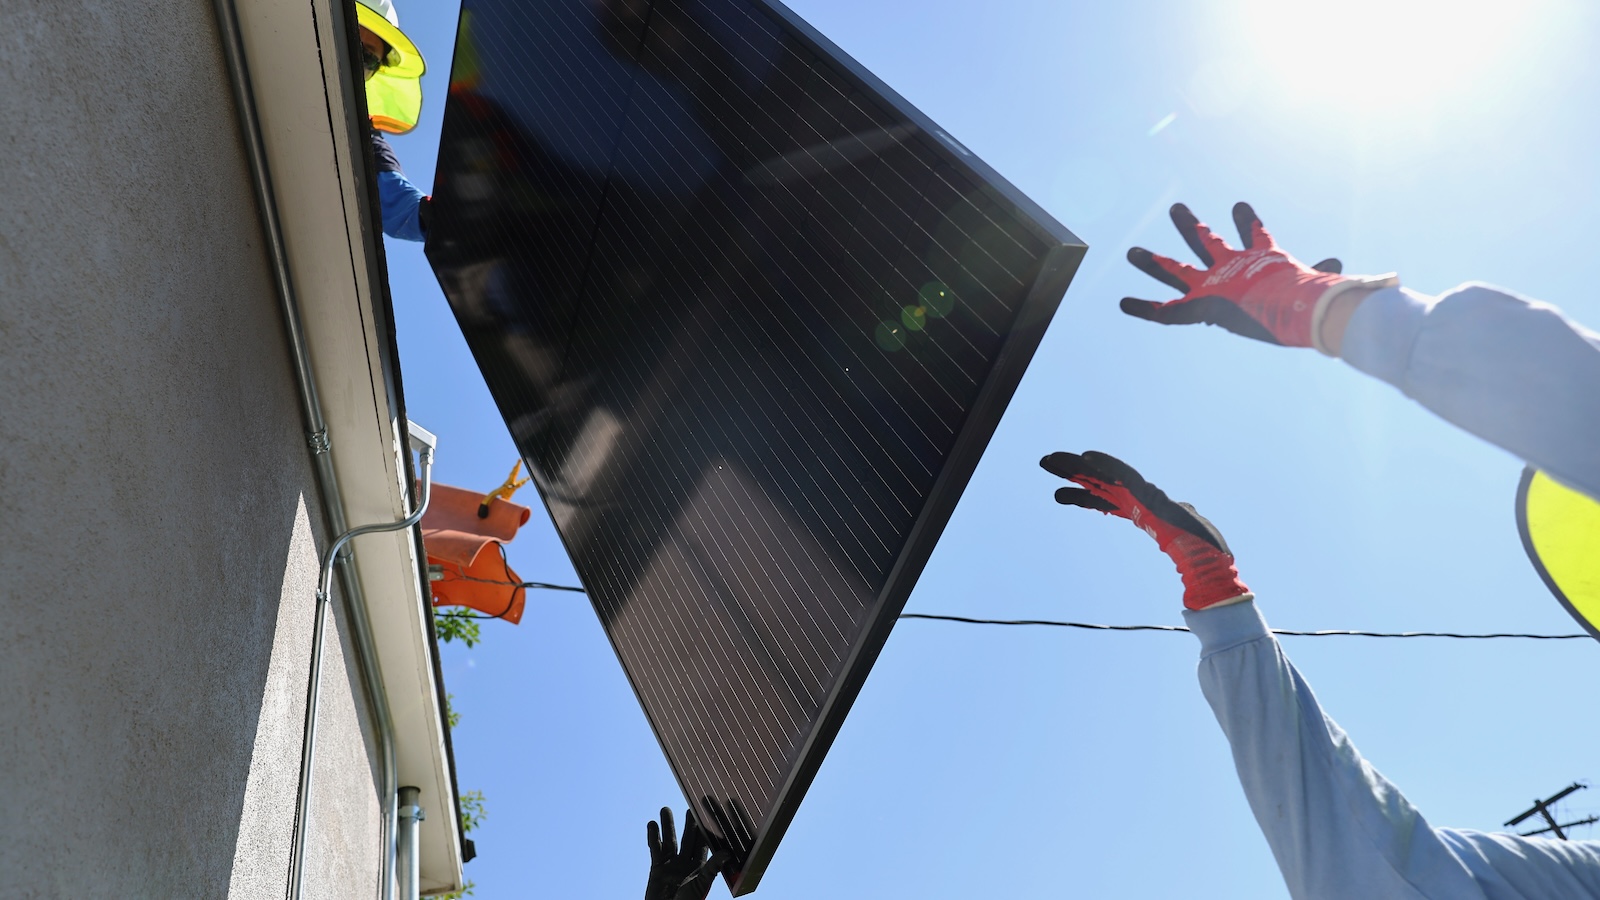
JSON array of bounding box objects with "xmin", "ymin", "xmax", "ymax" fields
[
  {"xmin": 1121, "ymin": 202, "xmax": 1396, "ymax": 352},
  {"xmin": 1041, "ymin": 451, "xmax": 1251, "ymax": 610}
]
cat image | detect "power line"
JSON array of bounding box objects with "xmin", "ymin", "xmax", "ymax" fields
[
  {"xmin": 1519, "ymin": 815, "xmax": 1598, "ymax": 839},
  {"xmin": 432, "ymin": 582, "xmax": 588, "ymax": 620},
  {"xmin": 895, "ymin": 613, "xmax": 1590, "ymax": 640},
  {"xmin": 515, "ymin": 581, "xmax": 587, "ymax": 593},
  {"xmin": 444, "ymin": 572, "xmax": 586, "ymax": 593},
  {"xmin": 431, "ymin": 581, "xmax": 1590, "ymax": 640},
  {"xmin": 428, "ymin": 541, "xmax": 589, "ymax": 621}
]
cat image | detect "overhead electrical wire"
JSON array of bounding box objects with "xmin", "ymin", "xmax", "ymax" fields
[
  {"xmin": 514, "ymin": 581, "xmax": 588, "ymax": 593},
  {"xmin": 433, "ymin": 580, "xmax": 1589, "ymax": 640},
  {"xmin": 897, "ymin": 612, "xmax": 1590, "ymax": 640},
  {"xmin": 430, "ymin": 544, "xmax": 588, "ymax": 620}
]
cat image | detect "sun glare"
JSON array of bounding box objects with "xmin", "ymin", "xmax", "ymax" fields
[{"xmin": 1239, "ymin": 0, "xmax": 1544, "ymax": 116}]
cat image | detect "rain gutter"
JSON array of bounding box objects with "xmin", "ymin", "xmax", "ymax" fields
[
  {"xmin": 293, "ymin": 428, "xmax": 435, "ymax": 900},
  {"xmin": 210, "ymin": 0, "xmax": 405, "ymax": 896}
]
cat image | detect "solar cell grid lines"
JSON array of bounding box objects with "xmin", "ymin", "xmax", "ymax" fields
[{"xmin": 427, "ymin": 0, "xmax": 1083, "ymax": 891}]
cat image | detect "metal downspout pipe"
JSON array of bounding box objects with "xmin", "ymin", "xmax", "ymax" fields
[
  {"xmin": 210, "ymin": 0, "xmax": 414, "ymax": 897},
  {"xmin": 292, "ymin": 439, "xmax": 434, "ymax": 900},
  {"xmin": 396, "ymin": 786, "xmax": 426, "ymax": 900}
]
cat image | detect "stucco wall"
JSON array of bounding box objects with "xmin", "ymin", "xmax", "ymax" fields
[{"xmin": 0, "ymin": 1, "xmax": 382, "ymax": 897}]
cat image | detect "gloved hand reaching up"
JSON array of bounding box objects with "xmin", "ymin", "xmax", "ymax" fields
[
  {"xmin": 1040, "ymin": 451, "xmax": 1252, "ymax": 610},
  {"xmin": 644, "ymin": 807, "xmax": 721, "ymax": 900},
  {"xmin": 1121, "ymin": 202, "xmax": 1396, "ymax": 353}
]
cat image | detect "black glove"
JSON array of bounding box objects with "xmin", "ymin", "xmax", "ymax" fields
[{"xmin": 645, "ymin": 807, "xmax": 719, "ymax": 900}]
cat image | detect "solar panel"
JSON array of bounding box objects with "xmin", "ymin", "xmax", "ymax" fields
[{"xmin": 425, "ymin": 0, "xmax": 1084, "ymax": 891}]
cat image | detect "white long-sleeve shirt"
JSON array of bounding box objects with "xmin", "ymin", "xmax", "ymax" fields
[
  {"xmin": 1189, "ymin": 601, "xmax": 1600, "ymax": 899},
  {"xmin": 1339, "ymin": 283, "xmax": 1600, "ymax": 500},
  {"xmin": 1191, "ymin": 283, "xmax": 1600, "ymax": 898}
]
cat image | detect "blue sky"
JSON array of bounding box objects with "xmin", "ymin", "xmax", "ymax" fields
[{"xmin": 380, "ymin": 0, "xmax": 1600, "ymax": 895}]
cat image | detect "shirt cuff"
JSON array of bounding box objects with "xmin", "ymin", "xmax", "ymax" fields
[
  {"xmin": 1339, "ymin": 286, "xmax": 1435, "ymax": 389},
  {"xmin": 1183, "ymin": 599, "xmax": 1271, "ymax": 658}
]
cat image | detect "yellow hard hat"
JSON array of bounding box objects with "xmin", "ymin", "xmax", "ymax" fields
[
  {"xmin": 355, "ymin": 0, "xmax": 425, "ymax": 134},
  {"xmin": 1517, "ymin": 467, "xmax": 1600, "ymax": 640}
]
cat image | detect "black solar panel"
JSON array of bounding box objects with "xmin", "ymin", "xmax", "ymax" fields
[{"xmin": 426, "ymin": 0, "xmax": 1083, "ymax": 891}]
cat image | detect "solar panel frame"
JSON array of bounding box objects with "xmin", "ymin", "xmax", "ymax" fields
[{"xmin": 426, "ymin": 0, "xmax": 1084, "ymax": 891}]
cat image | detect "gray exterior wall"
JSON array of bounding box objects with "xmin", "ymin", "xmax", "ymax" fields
[{"xmin": 1, "ymin": 1, "xmax": 383, "ymax": 896}]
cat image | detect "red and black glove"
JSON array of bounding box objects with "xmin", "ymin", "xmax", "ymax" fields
[
  {"xmin": 1040, "ymin": 451, "xmax": 1251, "ymax": 610},
  {"xmin": 1121, "ymin": 202, "xmax": 1395, "ymax": 352}
]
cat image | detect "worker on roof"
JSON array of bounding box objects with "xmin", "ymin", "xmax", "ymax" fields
[{"xmin": 355, "ymin": 0, "xmax": 430, "ymax": 243}]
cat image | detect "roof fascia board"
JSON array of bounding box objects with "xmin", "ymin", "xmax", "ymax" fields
[{"xmin": 230, "ymin": 0, "xmax": 464, "ymax": 890}]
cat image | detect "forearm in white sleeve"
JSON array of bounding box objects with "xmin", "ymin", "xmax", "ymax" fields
[
  {"xmin": 1186, "ymin": 600, "xmax": 1484, "ymax": 899},
  {"xmin": 1188, "ymin": 600, "xmax": 1600, "ymax": 899},
  {"xmin": 1339, "ymin": 284, "xmax": 1600, "ymax": 500}
]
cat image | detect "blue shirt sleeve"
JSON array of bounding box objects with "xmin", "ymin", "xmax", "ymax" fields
[
  {"xmin": 1186, "ymin": 601, "xmax": 1600, "ymax": 899},
  {"xmin": 1339, "ymin": 284, "xmax": 1600, "ymax": 500},
  {"xmin": 370, "ymin": 131, "xmax": 428, "ymax": 243},
  {"xmin": 377, "ymin": 171, "xmax": 428, "ymax": 243}
]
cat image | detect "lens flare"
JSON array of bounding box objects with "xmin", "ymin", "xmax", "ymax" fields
[
  {"xmin": 875, "ymin": 320, "xmax": 906, "ymax": 351},
  {"xmin": 919, "ymin": 282, "xmax": 955, "ymax": 318}
]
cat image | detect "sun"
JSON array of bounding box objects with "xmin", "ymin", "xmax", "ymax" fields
[{"xmin": 1237, "ymin": 0, "xmax": 1551, "ymax": 117}]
